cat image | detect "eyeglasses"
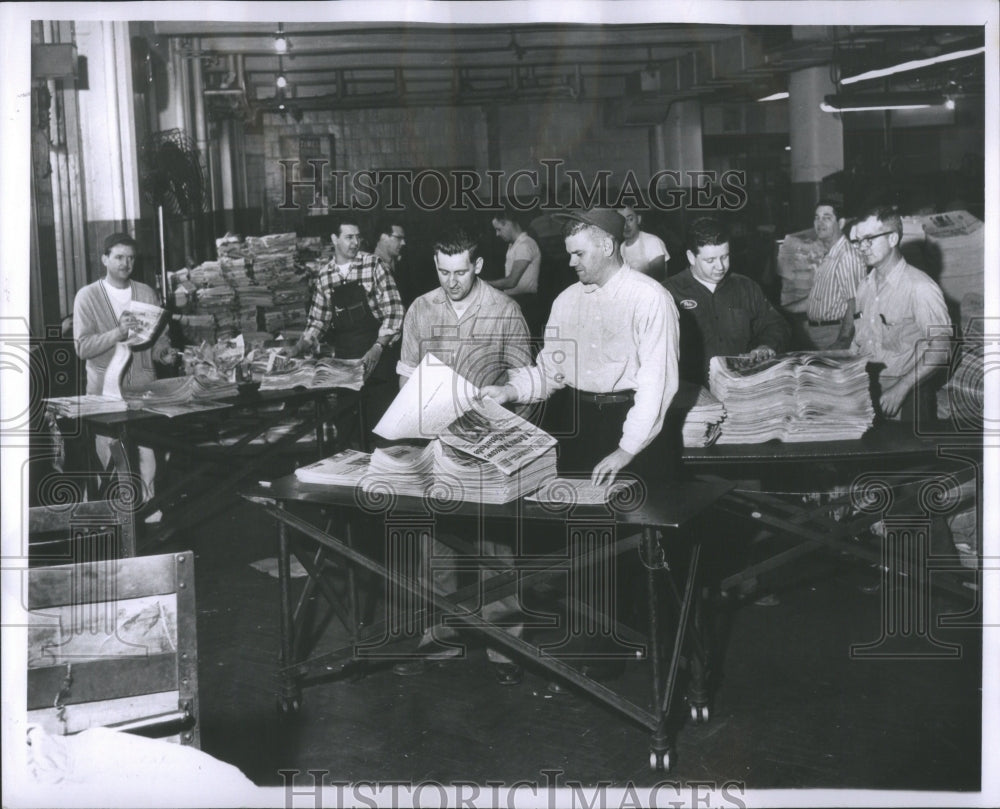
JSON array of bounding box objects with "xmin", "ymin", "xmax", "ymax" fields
[
  {"xmin": 849, "ymin": 230, "xmax": 895, "ymax": 248},
  {"xmin": 390, "ymin": 233, "xmax": 406, "ymax": 241}
]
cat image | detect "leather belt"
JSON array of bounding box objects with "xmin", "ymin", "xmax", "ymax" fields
[
  {"xmin": 808, "ymin": 318, "xmax": 841, "ymax": 327},
  {"xmin": 575, "ymin": 388, "xmax": 635, "ymax": 406}
]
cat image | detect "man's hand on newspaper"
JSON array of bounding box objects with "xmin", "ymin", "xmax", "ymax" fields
[
  {"xmin": 479, "ymin": 384, "xmax": 515, "ymax": 405},
  {"xmin": 879, "ymin": 380, "xmax": 909, "ymax": 418},
  {"xmin": 745, "ymin": 345, "xmax": 776, "ymax": 363},
  {"xmin": 283, "ymin": 335, "xmax": 315, "ymax": 359},
  {"xmin": 591, "ymin": 447, "xmax": 634, "ymax": 487},
  {"xmin": 117, "ymin": 312, "xmax": 139, "ymax": 340}
]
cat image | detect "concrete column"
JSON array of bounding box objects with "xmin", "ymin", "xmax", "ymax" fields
[
  {"xmin": 651, "ymin": 99, "xmax": 703, "ymax": 176},
  {"xmin": 74, "ymin": 21, "xmax": 141, "ymax": 279},
  {"xmin": 788, "ymin": 65, "xmax": 843, "ymax": 229},
  {"xmin": 650, "ymin": 99, "xmax": 703, "ymax": 215}
]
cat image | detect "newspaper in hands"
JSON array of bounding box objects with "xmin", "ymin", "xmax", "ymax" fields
[{"xmin": 121, "ymin": 300, "xmax": 167, "ymax": 347}]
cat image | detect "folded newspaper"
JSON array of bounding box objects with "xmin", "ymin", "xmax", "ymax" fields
[
  {"xmin": 357, "ymin": 354, "xmax": 559, "ymax": 502},
  {"xmin": 122, "ymin": 300, "xmax": 168, "ymax": 347}
]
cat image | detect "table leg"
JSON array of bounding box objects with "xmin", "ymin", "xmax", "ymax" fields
[
  {"xmin": 645, "ymin": 526, "xmax": 672, "ymax": 771},
  {"xmin": 276, "ymin": 504, "xmax": 302, "ymax": 714},
  {"xmin": 687, "ymin": 562, "xmax": 711, "ymax": 724},
  {"xmin": 648, "ymin": 531, "xmax": 703, "ymax": 772}
]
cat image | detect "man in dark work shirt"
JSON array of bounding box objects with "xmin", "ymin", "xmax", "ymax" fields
[{"xmin": 664, "ymin": 216, "xmax": 789, "ymax": 385}]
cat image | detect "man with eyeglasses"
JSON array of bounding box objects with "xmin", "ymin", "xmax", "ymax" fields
[
  {"xmin": 803, "ymin": 199, "xmax": 867, "ymax": 350},
  {"xmin": 373, "ymin": 219, "xmax": 412, "ymax": 305},
  {"xmin": 850, "ymin": 205, "xmax": 950, "ymax": 422}
]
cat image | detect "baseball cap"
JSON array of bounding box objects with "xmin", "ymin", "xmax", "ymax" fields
[
  {"xmin": 103, "ymin": 232, "xmax": 137, "ymax": 253},
  {"xmin": 551, "ymin": 208, "xmax": 626, "ymax": 242}
]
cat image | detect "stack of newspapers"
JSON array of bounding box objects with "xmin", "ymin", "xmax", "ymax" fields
[
  {"xmin": 666, "ymin": 380, "xmax": 726, "ymax": 448},
  {"xmin": 432, "ymin": 408, "xmax": 558, "ymax": 504},
  {"xmin": 709, "ymin": 351, "xmax": 874, "ymax": 443},
  {"xmin": 364, "ymin": 443, "xmax": 436, "ymax": 497},
  {"xmin": 295, "ymin": 449, "xmax": 372, "ymax": 486},
  {"xmin": 256, "ymin": 355, "xmax": 364, "ymax": 392},
  {"xmin": 370, "ymin": 354, "xmax": 559, "ymax": 503}
]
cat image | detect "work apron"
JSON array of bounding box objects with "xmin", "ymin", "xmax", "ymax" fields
[{"xmin": 326, "ymin": 281, "xmax": 396, "ymax": 444}]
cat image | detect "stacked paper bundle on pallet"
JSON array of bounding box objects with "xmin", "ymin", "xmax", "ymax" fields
[
  {"xmin": 709, "ymin": 351, "xmax": 874, "ymax": 444},
  {"xmin": 777, "ymin": 229, "xmax": 827, "ymax": 313},
  {"xmin": 244, "ymin": 232, "xmax": 311, "ymax": 334},
  {"xmin": 666, "ymin": 380, "xmax": 726, "ymax": 448},
  {"xmin": 921, "ymin": 210, "xmax": 983, "ymax": 306},
  {"xmin": 175, "ymin": 313, "xmax": 216, "ymax": 345}
]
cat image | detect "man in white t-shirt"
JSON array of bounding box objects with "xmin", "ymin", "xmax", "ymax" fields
[
  {"xmin": 72, "ymin": 233, "xmax": 176, "ymax": 520},
  {"xmin": 617, "ymin": 205, "xmax": 669, "ymax": 282},
  {"xmin": 488, "ymin": 209, "xmax": 543, "ymax": 338}
]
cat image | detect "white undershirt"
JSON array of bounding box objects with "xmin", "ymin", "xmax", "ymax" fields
[
  {"xmin": 449, "ymin": 297, "xmax": 473, "ymax": 319},
  {"xmin": 694, "ymin": 278, "xmax": 718, "ymax": 293},
  {"xmin": 101, "ymin": 280, "xmax": 133, "ymax": 319}
]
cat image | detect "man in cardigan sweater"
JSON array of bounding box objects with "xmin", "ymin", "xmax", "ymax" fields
[{"xmin": 73, "ymin": 233, "xmax": 176, "ymax": 514}]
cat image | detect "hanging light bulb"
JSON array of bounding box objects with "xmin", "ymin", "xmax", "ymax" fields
[
  {"xmin": 274, "ymin": 23, "xmax": 289, "ymax": 54},
  {"xmin": 276, "ymin": 74, "xmax": 287, "ymax": 89}
]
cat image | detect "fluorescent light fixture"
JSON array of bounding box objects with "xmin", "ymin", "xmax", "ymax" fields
[
  {"xmin": 821, "ymin": 92, "xmax": 947, "ymax": 113},
  {"xmin": 757, "ymin": 91, "xmax": 789, "ymax": 102},
  {"xmin": 841, "ymin": 46, "xmax": 985, "ymax": 85}
]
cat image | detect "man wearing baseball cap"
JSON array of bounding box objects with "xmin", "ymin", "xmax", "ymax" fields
[
  {"xmin": 481, "ymin": 207, "xmax": 679, "ymax": 487},
  {"xmin": 73, "ymin": 232, "xmax": 176, "ymax": 518},
  {"xmin": 480, "ymin": 207, "xmax": 679, "ymax": 686}
]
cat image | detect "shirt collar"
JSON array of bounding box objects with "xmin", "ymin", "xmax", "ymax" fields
[
  {"xmin": 580, "ymin": 264, "xmax": 627, "ymax": 295},
  {"xmin": 430, "ymin": 278, "xmax": 484, "ymax": 310},
  {"xmin": 874, "ymin": 254, "xmax": 906, "ymax": 288}
]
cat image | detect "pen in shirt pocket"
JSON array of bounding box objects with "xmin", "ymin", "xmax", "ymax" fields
[{"xmin": 879, "ymin": 313, "xmax": 892, "ymax": 326}]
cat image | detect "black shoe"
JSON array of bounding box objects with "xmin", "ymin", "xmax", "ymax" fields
[{"xmin": 492, "ymin": 663, "xmax": 523, "ymax": 686}]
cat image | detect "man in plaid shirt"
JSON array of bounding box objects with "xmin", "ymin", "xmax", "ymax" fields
[{"xmin": 292, "ymin": 216, "xmax": 405, "ymax": 441}]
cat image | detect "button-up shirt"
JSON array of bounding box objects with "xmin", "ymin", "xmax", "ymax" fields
[
  {"xmin": 806, "ymin": 234, "xmax": 867, "ymax": 322},
  {"xmin": 508, "ymin": 266, "xmax": 679, "ymax": 456},
  {"xmin": 302, "ymin": 252, "xmax": 405, "ymax": 346},
  {"xmin": 852, "ymin": 255, "xmax": 950, "ymax": 384},
  {"xmin": 664, "ymin": 267, "xmax": 790, "ymax": 385},
  {"xmin": 397, "ymin": 279, "xmax": 532, "ymax": 388}
]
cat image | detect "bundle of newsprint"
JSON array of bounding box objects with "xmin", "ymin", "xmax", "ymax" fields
[
  {"xmin": 708, "ymin": 351, "xmax": 874, "ymax": 443},
  {"xmin": 666, "ymin": 380, "xmax": 726, "ymax": 447},
  {"xmin": 295, "ymin": 354, "xmax": 558, "ymax": 503}
]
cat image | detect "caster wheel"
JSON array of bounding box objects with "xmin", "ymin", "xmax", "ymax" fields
[
  {"xmin": 689, "ymin": 703, "xmax": 710, "ymax": 723},
  {"xmin": 649, "ymin": 749, "xmax": 672, "ymax": 771},
  {"xmin": 277, "ymin": 694, "xmax": 302, "ymax": 716}
]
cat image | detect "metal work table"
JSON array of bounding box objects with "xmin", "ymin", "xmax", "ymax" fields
[
  {"xmin": 681, "ymin": 421, "xmax": 983, "ymax": 604},
  {"xmin": 239, "ymin": 473, "xmax": 734, "ymax": 772},
  {"xmin": 59, "ymin": 386, "xmax": 363, "ymax": 547}
]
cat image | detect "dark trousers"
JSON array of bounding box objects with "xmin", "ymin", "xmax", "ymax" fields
[{"xmin": 537, "ymin": 387, "xmax": 682, "ymax": 635}]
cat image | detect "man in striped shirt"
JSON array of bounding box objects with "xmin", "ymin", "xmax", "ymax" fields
[{"xmin": 803, "ymin": 199, "xmax": 867, "ymax": 350}]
